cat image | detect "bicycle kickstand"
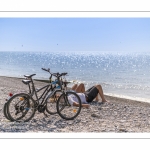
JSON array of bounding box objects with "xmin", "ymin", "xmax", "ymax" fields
[{"xmin": 43, "ymin": 111, "xmax": 48, "ymax": 117}]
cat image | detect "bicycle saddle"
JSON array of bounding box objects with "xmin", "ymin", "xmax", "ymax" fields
[
  {"xmin": 24, "ymin": 74, "xmax": 36, "ymax": 78},
  {"xmin": 22, "ymin": 79, "xmax": 32, "ymax": 85}
]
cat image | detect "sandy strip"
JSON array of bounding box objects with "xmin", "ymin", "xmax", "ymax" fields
[{"xmin": 0, "ymin": 76, "xmax": 150, "ymax": 133}]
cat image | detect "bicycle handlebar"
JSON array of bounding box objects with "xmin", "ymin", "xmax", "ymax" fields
[
  {"xmin": 41, "ymin": 68, "xmax": 67, "ymax": 78},
  {"xmin": 42, "ymin": 68, "xmax": 50, "ymax": 72}
]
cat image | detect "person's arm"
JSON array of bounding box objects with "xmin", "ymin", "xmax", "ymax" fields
[{"xmin": 73, "ymin": 102, "xmax": 89, "ymax": 108}]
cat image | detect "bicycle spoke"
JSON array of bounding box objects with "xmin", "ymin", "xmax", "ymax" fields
[
  {"xmin": 46, "ymin": 91, "xmax": 62, "ymax": 115},
  {"xmin": 57, "ymin": 92, "xmax": 81, "ymax": 120},
  {"xmin": 7, "ymin": 93, "xmax": 35, "ymax": 122}
]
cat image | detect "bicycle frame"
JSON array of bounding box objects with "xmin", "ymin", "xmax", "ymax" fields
[
  {"xmin": 22, "ymin": 68, "xmax": 69, "ymax": 110},
  {"xmin": 26, "ymin": 79, "xmax": 60, "ymax": 106}
]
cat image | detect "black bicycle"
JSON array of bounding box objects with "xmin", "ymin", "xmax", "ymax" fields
[{"xmin": 4, "ymin": 68, "xmax": 81, "ymax": 122}]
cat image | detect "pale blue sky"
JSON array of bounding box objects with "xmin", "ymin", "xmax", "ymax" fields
[{"xmin": 0, "ymin": 18, "xmax": 150, "ymax": 52}]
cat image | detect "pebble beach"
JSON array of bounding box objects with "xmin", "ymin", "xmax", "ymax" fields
[{"xmin": 1, "ymin": 76, "xmax": 150, "ymax": 133}]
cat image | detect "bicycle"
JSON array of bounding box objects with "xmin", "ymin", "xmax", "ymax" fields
[
  {"xmin": 4, "ymin": 68, "xmax": 82, "ymax": 122},
  {"xmin": 4, "ymin": 68, "xmax": 61, "ymax": 122}
]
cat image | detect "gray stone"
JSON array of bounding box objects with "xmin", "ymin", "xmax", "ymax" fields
[{"xmin": 91, "ymin": 113, "xmax": 100, "ymax": 118}]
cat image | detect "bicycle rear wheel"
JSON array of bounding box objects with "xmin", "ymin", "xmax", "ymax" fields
[
  {"xmin": 7, "ymin": 93, "xmax": 35, "ymax": 122},
  {"xmin": 3, "ymin": 102, "xmax": 13, "ymax": 121},
  {"xmin": 56, "ymin": 91, "xmax": 81, "ymax": 120},
  {"xmin": 46, "ymin": 91, "xmax": 62, "ymax": 115}
]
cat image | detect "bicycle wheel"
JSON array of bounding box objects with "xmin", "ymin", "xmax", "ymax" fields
[
  {"xmin": 3, "ymin": 102, "xmax": 13, "ymax": 121},
  {"xmin": 7, "ymin": 93, "xmax": 35, "ymax": 122},
  {"xmin": 56, "ymin": 91, "xmax": 81, "ymax": 120},
  {"xmin": 46, "ymin": 91, "xmax": 62, "ymax": 115}
]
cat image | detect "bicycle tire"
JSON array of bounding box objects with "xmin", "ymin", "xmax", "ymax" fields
[
  {"xmin": 7, "ymin": 93, "xmax": 36, "ymax": 122},
  {"xmin": 56, "ymin": 91, "xmax": 81, "ymax": 120},
  {"xmin": 3, "ymin": 102, "xmax": 13, "ymax": 121},
  {"xmin": 46, "ymin": 91, "xmax": 62, "ymax": 115}
]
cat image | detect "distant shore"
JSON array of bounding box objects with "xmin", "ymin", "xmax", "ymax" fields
[{"xmin": 1, "ymin": 76, "xmax": 150, "ymax": 132}]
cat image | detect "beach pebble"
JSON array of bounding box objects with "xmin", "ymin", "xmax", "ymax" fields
[
  {"xmin": 1, "ymin": 76, "xmax": 150, "ymax": 133},
  {"xmin": 119, "ymin": 128, "xmax": 127, "ymax": 132},
  {"xmin": 91, "ymin": 113, "xmax": 100, "ymax": 118}
]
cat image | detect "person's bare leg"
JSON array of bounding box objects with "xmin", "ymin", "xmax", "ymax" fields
[
  {"xmin": 71, "ymin": 84, "xmax": 78, "ymax": 91},
  {"xmin": 73, "ymin": 102, "xmax": 90, "ymax": 108},
  {"xmin": 95, "ymin": 85, "xmax": 107, "ymax": 102},
  {"xmin": 72, "ymin": 83, "xmax": 85, "ymax": 93},
  {"xmin": 95, "ymin": 94, "xmax": 99, "ymax": 101}
]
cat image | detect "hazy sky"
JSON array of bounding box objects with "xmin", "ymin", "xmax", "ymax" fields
[{"xmin": 0, "ymin": 18, "xmax": 150, "ymax": 52}]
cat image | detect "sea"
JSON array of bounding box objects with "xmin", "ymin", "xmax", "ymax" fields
[{"xmin": 1, "ymin": 51, "xmax": 150, "ymax": 103}]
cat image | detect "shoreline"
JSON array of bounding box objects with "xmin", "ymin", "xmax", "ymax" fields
[
  {"xmin": 1, "ymin": 75, "xmax": 150, "ymax": 105},
  {"xmin": 1, "ymin": 76, "xmax": 150, "ymax": 132}
]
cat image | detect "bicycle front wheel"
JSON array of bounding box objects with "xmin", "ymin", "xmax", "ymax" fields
[
  {"xmin": 7, "ymin": 93, "xmax": 35, "ymax": 122},
  {"xmin": 46, "ymin": 91, "xmax": 62, "ymax": 115},
  {"xmin": 57, "ymin": 91, "xmax": 81, "ymax": 120}
]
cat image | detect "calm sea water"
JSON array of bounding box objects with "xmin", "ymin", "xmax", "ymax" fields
[{"xmin": 1, "ymin": 51, "xmax": 150, "ymax": 103}]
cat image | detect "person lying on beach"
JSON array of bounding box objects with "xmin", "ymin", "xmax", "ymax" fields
[{"xmin": 68, "ymin": 83, "xmax": 107, "ymax": 109}]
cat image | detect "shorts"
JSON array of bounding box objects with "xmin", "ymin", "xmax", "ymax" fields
[{"xmin": 84, "ymin": 86, "xmax": 99, "ymax": 103}]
